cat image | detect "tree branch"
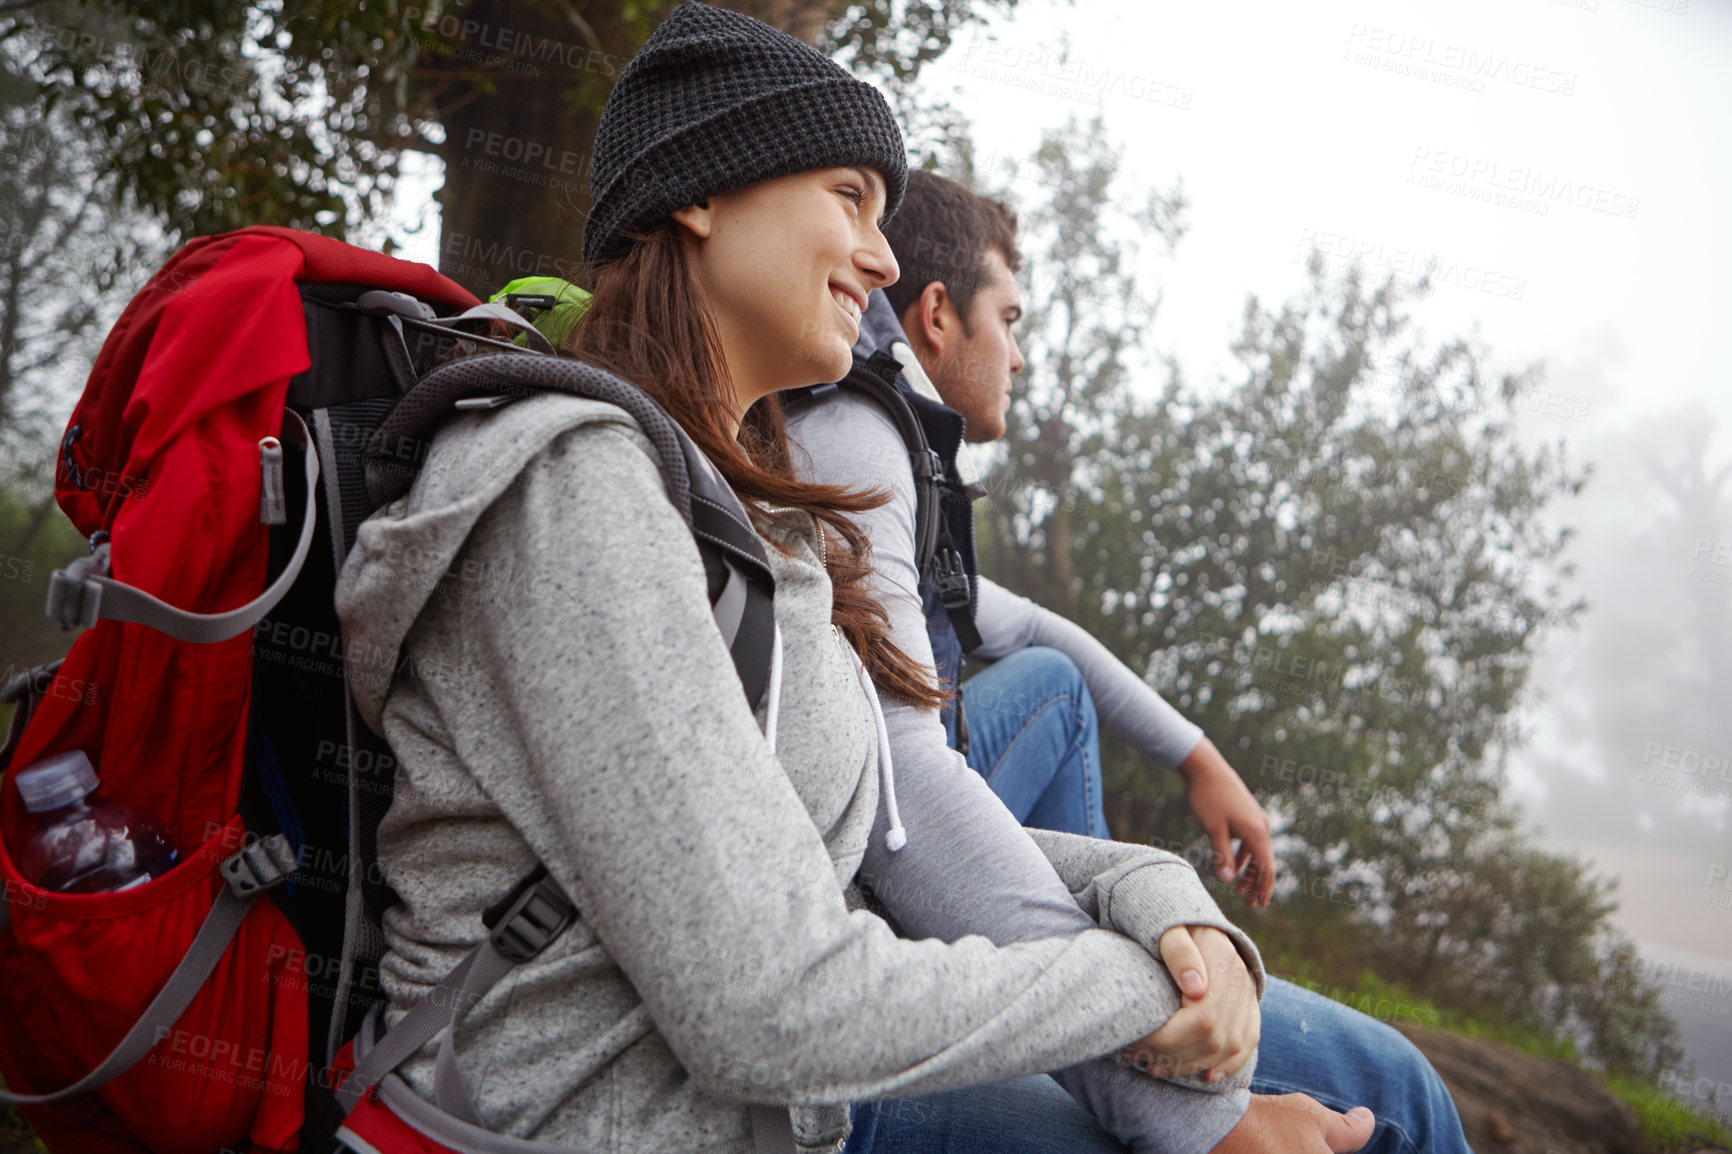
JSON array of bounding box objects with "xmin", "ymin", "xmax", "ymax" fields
[{"xmin": 547, "ymin": 0, "xmax": 607, "ymax": 57}]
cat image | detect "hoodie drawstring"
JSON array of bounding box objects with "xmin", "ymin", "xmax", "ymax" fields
[
  {"xmin": 842, "ymin": 641, "xmax": 907, "ymax": 852},
  {"xmin": 762, "ymin": 622, "xmax": 785, "ymax": 756},
  {"xmin": 760, "ymin": 618, "xmax": 905, "ymax": 852}
]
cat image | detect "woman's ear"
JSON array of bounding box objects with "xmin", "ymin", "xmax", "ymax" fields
[{"xmin": 671, "ymin": 200, "xmax": 714, "ymax": 239}]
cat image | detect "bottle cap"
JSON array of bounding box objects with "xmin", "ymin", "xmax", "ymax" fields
[{"xmin": 14, "ymin": 751, "xmax": 100, "ymax": 813}]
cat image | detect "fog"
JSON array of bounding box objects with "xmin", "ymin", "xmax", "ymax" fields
[{"xmin": 916, "ymin": 0, "xmax": 1732, "ymax": 1106}]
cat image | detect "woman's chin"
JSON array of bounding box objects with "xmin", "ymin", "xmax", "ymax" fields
[{"xmin": 788, "ymin": 338, "xmax": 853, "ymax": 389}]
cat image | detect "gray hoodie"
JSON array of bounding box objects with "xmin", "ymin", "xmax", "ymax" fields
[{"xmin": 334, "ymin": 387, "xmax": 1262, "ymax": 1153}]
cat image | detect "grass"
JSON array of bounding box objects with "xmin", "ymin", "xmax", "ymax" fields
[
  {"xmin": 1606, "ymin": 1074, "xmax": 1732, "ymax": 1152},
  {"xmin": 1264, "ymin": 955, "xmax": 1732, "ymax": 1152},
  {"xmin": 1266, "ymin": 954, "xmax": 1579, "ymax": 1060}
]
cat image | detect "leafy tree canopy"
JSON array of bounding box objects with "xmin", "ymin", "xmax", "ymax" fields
[
  {"xmin": 975, "ymin": 116, "xmax": 1672, "ymax": 1077},
  {"xmin": 2, "ymin": 0, "xmax": 1021, "ymax": 290}
]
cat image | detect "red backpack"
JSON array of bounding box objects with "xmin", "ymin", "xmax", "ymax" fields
[{"xmin": 0, "ymin": 226, "xmax": 778, "ymax": 1153}]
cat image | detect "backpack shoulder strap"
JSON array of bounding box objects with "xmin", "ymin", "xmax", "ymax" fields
[
  {"xmin": 787, "ymin": 351, "xmax": 944, "ymax": 585},
  {"xmin": 363, "ymin": 350, "xmax": 778, "ymax": 709}
]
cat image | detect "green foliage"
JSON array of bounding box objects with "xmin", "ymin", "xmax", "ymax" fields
[
  {"xmin": 8, "ymin": 2, "xmax": 357, "ymax": 238},
  {"xmin": 822, "ymin": 0, "xmax": 1002, "ymax": 86},
  {"xmin": 0, "ymin": 73, "xmax": 159, "ymax": 433},
  {"xmin": 976, "ymin": 115, "xmax": 1679, "ymax": 1080},
  {"xmin": 4, "ymin": 0, "xmax": 1024, "ymax": 262},
  {"xmin": 0, "ymin": 481, "xmax": 89, "ymax": 737},
  {"xmin": 0, "ymin": 1100, "xmax": 45, "ymax": 1154},
  {"xmin": 1259, "ymin": 947, "xmax": 1581, "ymax": 1062},
  {"xmin": 0, "ymin": 45, "xmax": 160, "ymax": 663},
  {"xmin": 1605, "ymin": 1073, "xmax": 1732, "ymax": 1152},
  {"xmin": 3, "ymin": 0, "xmax": 664, "ymax": 244}
]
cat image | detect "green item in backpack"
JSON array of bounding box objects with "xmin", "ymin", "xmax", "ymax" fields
[{"xmin": 489, "ymin": 276, "xmax": 593, "ymax": 349}]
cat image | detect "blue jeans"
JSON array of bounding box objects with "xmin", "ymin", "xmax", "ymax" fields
[
  {"xmin": 852, "ymin": 648, "xmax": 1472, "ymax": 1154},
  {"xmin": 843, "ymin": 977, "xmax": 1468, "ymax": 1153},
  {"xmin": 946, "ymin": 647, "xmax": 1112, "ymax": 839}
]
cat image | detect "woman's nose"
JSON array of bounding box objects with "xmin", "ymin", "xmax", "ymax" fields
[{"xmin": 859, "ymin": 230, "xmax": 899, "ymax": 290}]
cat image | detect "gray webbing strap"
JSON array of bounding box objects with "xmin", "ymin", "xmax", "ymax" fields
[
  {"xmin": 336, "ymin": 877, "xmax": 813, "ymax": 1153},
  {"xmin": 44, "ymin": 410, "xmax": 320, "ymax": 643},
  {"xmin": 335, "ymin": 951, "xmax": 479, "ymax": 1115},
  {"xmin": 0, "ymin": 660, "xmax": 62, "ymax": 778},
  {"xmin": 326, "ymin": 685, "xmax": 370, "ymax": 1067},
  {"xmin": 751, "ymin": 1104, "xmax": 799, "ymax": 1154},
  {"xmin": 429, "ymin": 942, "xmax": 517, "ymax": 1125},
  {"xmin": 341, "ymin": 934, "xmax": 800, "ymax": 1153},
  {"xmin": 341, "ymin": 1023, "xmax": 792, "ymax": 1154},
  {"xmin": 713, "ymin": 560, "xmax": 749, "ymax": 650},
  {"xmin": 352, "ymin": 293, "xmax": 554, "ymax": 351},
  {"xmin": 338, "ymin": 860, "xmax": 581, "ymax": 1114},
  {"xmin": 0, "ymin": 833, "xmax": 296, "ymax": 1106},
  {"xmin": 341, "ymin": 1064, "xmax": 596, "ymax": 1153},
  {"xmin": 311, "ymin": 404, "xmax": 372, "ymax": 1070},
  {"xmin": 420, "ymin": 302, "xmax": 557, "ymax": 355}
]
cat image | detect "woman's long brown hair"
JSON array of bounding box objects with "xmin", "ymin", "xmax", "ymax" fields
[{"xmin": 563, "ymin": 220, "xmax": 948, "ymax": 710}]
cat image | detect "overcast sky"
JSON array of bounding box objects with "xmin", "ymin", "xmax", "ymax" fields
[{"xmin": 388, "ymin": 0, "xmax": 1730, "ymax": 1095}]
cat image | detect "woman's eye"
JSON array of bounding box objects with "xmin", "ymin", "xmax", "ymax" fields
[{"xmin": 839, "ymin": 185, "xmax": 865, "ymax": 206}]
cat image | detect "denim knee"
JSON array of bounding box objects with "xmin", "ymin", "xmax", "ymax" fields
[
  {"xmin": 967, "ymin": 648, "xmax": 1084, "ymax": 721},
  {"xmin": 1014, "ymin": 648, "xmax": 1094, "ymax": 724}
]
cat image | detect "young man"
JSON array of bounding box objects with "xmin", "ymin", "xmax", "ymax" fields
[{"xmin": 786, "ymin": 170, "xmax": 1472, "ymax": 1154}]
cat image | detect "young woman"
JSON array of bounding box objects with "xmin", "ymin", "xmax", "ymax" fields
[{"xmin": 336, "ymin": 4, "xmax": 1374, "ymax": 1152}]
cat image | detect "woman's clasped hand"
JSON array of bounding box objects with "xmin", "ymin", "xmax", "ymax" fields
[{"xmin": 1120, "ymin": 925, "xmax": 1261, "ymax": 1083}]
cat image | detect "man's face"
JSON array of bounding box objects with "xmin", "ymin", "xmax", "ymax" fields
[{"xmin": 913, "ymin": 248, "xmax": 1025, "ymax": 443}]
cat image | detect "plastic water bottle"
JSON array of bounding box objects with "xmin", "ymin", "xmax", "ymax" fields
[{"xmin": 13, "ymin": 751, "xmax": 178, "ymax": 894}]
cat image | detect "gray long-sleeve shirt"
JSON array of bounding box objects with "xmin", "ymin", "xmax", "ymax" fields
[
  {"xmin": 335, "ymin": 391, "xmax": 1262, "ymax": 1154},
  {"xmin": 974, "ymin": 577, "xmax": 1205, "ymax": 769},
  {"xmin": 787, "ymin": 388, "xmax": 1258, "ymax": 1154}
]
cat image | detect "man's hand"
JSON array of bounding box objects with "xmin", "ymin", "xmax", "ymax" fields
[
  {"xmin": 1177, "ymin": 738, "xmax": 1276, "ymax": 907},
  {"xmin": 1211, "ymin": 1094, "xmax": 1375, "ymax": 1153},
  {"xmin": 1119, "ymin": 925, "xmax": 1259, "ymax": 1083}
]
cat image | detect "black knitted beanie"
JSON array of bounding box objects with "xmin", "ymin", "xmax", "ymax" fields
[{"xmin": 582, "ymin": 1, "xmax": 908, "ymax": 271}]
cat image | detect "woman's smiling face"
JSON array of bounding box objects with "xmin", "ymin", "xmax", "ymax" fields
[{"xmin": 671, "ymin": 166, "xmax": 900, "ymax": 419}]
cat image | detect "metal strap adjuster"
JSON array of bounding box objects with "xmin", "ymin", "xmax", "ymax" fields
[
  {"xmin": 485, "ymin": 875, "xmax": 577, "ymax": 964},
  {"xmin": 219, "ymin": 833, "xmax": 300, "ymax": 899}
]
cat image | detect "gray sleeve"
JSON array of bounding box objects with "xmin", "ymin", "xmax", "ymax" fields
[
  {"xmin": 790, "ymin": 397, "xmax": 1256, "ymax": 1154},
  {"xmin": 414, "ymin": 418, "xmax": 1221, "ymax": 1111},
  {"xmin": 974, "ymin": 576, "xmax": 1206, "ymax": 770}
]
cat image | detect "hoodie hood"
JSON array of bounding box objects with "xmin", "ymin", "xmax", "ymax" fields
[
  {"xmin": 853, "ymin": 286, "xmax": 906, "ymax": 359},
  {"xmin": 335, "ymin": 393, "xmax": 644, "ymax": 733}
]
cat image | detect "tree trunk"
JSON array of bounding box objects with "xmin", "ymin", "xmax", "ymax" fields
[
  {"xmin": 428, "ymin": 0, "xmax": 645, "ymax": 294},
  {"xmin": 427, "ymin": 0, "xmax": 841, "ymax": 296}
]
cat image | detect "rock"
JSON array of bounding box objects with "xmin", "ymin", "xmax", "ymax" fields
[{"xmin": 1394, "ymin": 1023, "xmax": 1653, "ymax": 1154}]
